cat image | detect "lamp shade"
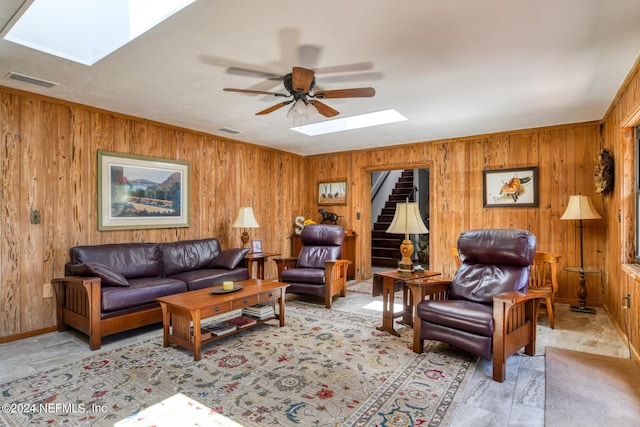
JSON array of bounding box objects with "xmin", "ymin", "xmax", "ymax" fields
[
  {"xmin": 560, "ymin": 195, "xmax": 602, "ymax": 220},
  {"xmin": 386, "ymin": 201, "xmax": 428, "ymax": 236},
  {"xmin": 233, "ymin": 207, "xmax": 260, "ymax": 228}
]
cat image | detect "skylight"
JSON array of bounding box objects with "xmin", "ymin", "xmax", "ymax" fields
[
  {"xmin": 3, "ymin": 0, "xmax": 195, "ymax": 66},
  {"xmin": 290, "ymin": 109, "xmax": 408, "ymax": 136}
]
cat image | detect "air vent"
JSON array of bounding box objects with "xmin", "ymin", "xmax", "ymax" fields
[
  {"xmin": 219, "ymin": 127, "xmax": 241, "ymax": 134},
  {"xmin": 7, "ymin": 72, "xmax": 58, "ymax": 88}
]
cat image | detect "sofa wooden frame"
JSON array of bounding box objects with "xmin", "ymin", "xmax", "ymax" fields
[{"xmin": 52, "ymin": 276, "xmax": 163, "ymax": 350}]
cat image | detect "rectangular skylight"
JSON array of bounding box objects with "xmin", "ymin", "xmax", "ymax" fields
[
  {"xmin": 3, "ymin": 0, "xmax": 195, "ymax": 66},
  {"xmin": 290, "ymin": 109, "xmax": 408, "ymax": 136}
]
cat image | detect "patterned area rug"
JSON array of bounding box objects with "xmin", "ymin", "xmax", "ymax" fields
[
  {"xmin": 346, "ymin": 279, "xmax": 374, "ymax": 295},
  {"xmin": 0, "ymin": 301, "xmax": 477, "ymax": 427}
]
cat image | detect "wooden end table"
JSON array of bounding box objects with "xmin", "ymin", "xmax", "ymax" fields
[
  {"xmin": 245, "ymin": 252, "xmax": 280, "ymax": 279},
  {"xmin": 156, "ymin": 279, "xmax": 288, "ymax": 361},
  {"xmin": 373, "ymin": 269, "xmax": 441, "ymax": 336}
]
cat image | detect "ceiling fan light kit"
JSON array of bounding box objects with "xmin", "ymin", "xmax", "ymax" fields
[{"xmin": 224, "ymin": 66, "xmax": 375, "ymax": 120}]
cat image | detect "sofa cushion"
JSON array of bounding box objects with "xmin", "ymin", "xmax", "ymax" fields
[
  {"xmin": 160, "ymin": 238, "xmax": 222, "ymax": 276},
  {"xmin": 169, "ymin": 268, "xmax": 250, "ymax": 291},
  {"xmin": 69, "ymin": 243, "xmax": 162, "ymax": 279},
  {"xmin": 68, "ymin": 263, "xmax": 129, "ymax": 287},
  {"xmin": 210, "ymin": 248, "xmax": 250, "ymax": 270},
  {"xmin": 101, "ymin": 277, "xmax": 188, "ymax": 312}
]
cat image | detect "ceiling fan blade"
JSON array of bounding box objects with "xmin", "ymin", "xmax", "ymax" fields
[
  {"xmin": 310, "ymin": 100, "xmax": 339, "ymax": 118},
  {"xmin": 256, "ymin": 101, "xmax": 293, "ymax": 115},
  {"xmin": 314, "ymin": 87, "xmax": 375, "ymax": 99},
  {"xmin": 292, "ymin": 67, "xmax": 315, "ymax": 92},
  {"xmin": 313, "ymin": 62, "xmax": 374, "ymax": 74},
  {"xmin": 224, "ymin": 88, "xmax": 289, "ymax": 97},
  {"xmin": 226, "ymin": 67, "xmax": 283, "ymax": 80}
]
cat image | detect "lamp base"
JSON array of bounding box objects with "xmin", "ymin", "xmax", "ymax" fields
[
  {"xmin": 570, "ymin": 305, "xmax": 596, "ymax": 314},
  {"xmin": 240, "ymin": 231, "xmax": 250, "ymax": 248},
  {"xmin": 397, "ymin": 261, "xmax": 414, "ymax": 278}
]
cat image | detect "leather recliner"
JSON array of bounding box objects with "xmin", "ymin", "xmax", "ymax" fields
[
  {"xmin": 413, "ymin": 228, "xmax": 541, "ymax": 382},
  {"xmin": 275, "ymin": 224, "xmax": 351, "ymax": 308}
]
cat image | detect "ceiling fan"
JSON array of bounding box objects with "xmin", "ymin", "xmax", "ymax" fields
[{"xmin": 223, "ymin": 66, "xmax": 375, "ymax": 118}]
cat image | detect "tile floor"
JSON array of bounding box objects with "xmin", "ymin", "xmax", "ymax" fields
[{"xmin": 0, "ymin": 286, "xmax": 631, "ymax": 426}]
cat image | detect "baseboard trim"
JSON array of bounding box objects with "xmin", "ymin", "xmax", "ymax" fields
[{"xmin": 0, "ymin": 326, "xmax": 57, "ymax": 344}]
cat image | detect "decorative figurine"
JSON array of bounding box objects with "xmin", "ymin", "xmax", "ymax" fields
[{"xmin": 318, "ymin": 208, "xmax": 340, "ymax": 224}]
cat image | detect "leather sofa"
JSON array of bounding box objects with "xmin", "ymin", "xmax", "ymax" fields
[{"xmin": 52, "ymin": 238, "xmax": 249, "ymax": 350}]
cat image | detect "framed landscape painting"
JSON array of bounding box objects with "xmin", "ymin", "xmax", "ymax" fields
[
  {"xmin": 483, "ymin": 166, "xmax": 538, "ymax": 208},
  {"xmin": 98, "ymin": 151, "xmax": 191, "ymax": 230}
]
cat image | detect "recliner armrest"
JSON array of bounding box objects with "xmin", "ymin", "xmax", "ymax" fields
[{"xmin": 274, "ymin": 257, "xmax": 298, "ymax": 281}]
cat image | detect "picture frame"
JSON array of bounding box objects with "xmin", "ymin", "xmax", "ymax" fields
[
  {"xmin": 251, "ymin": 239, "xmax": 263, "ymax": 253},
  {"xmin": 98, "ymin": 151, "xmax": 191, "ymax": 230},
  {"xmin": 483, "ymin": 167, "xmax": 538, "ymax": 208},
  {"xmin": 318, "ymin": 179, "xmax": 347, "ymax": 205}
]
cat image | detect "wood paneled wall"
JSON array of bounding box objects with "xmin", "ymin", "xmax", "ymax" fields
[
  {"xmin": 0, "ymin": 86, "xmax": 304, "ymax": 338},
  {"xmin": 303, "ymin": 124, "xmax": 605, "ymax": 306},
  {"xmin": 600, "ymin": 58, "xmax": 640, "ymax": 362}
]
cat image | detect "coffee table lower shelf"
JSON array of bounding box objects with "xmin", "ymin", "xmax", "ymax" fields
[{"xmin": 157, "ymin": 279, "xmax": 288, "ymax": 361}]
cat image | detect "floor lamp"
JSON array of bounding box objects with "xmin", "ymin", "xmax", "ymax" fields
[
  {"xmin": 233, "ymin": 207, "xmax": 260, "ymax": 249},
  {"xmin": 386, "ymin": 198, "xmax": 429, "ymax": 277},
  {"xmin": 560, "ymin": 195, "xmax": 602, "ymax": 314}
]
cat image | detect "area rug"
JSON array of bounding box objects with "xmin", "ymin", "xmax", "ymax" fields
[
  {"xmin": 0, "ymin": 301, "xmax": 477, "ymax": 427},
  {"xmin": 545, "ymin": 346, "xmax": 640, "ymax": 427},
  {"xmin": 347, "ymin": 278, "xmax": 373, "ymax": 295}
]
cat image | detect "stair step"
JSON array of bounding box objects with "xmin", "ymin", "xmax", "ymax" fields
[{"xmin": 371, "ymin": 257, "xmax": 401, "ymax": 268}]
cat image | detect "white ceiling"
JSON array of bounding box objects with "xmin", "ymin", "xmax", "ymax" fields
[{"xmin": 1, "ymin": 0, "xmax": 640, "ymax": 156}]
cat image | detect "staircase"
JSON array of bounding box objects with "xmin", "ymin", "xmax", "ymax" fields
[{"xmin": 371, "ymin": 170, "xmax": 415, "ymax": 268}]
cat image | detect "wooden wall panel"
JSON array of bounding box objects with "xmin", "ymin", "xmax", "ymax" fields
[
  {"xmin": 0, "ymin": 86, "xmax": 304, "ymax": 338},
  {"xmin": 305, "ymin": 123, "xmax": 603, "ymax": 305}
]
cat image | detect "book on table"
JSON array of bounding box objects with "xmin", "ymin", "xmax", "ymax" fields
[
  {"xmin": 242, "ymin": 303, "xmax": 275, "ymax": 320},
  {"xmin": 227, "ymin": 315, "xmax": 258, "ymax": 328},
  {"xmin": 205, "ymin": 320, "xmax": 238, "ymax": 336}
]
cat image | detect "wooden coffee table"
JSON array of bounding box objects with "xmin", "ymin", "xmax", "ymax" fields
[{"xmin": 156, "ymin": 279, "xmax": 288, "ymax": 361}]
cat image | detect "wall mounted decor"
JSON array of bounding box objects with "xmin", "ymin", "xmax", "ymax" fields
[
  {"xmin": 98, "ymin": 151, "xmax": 190, "ymax": 230},
  {"xmin": 318, "ymin": 179, "xmax": 347, "ymax": 205},
  {"xmin": 483, "ymin": 167, "xmax": 538, "ymax": 208},
  {"xmin": 595, "ymin": 149, "xmax": 614, "ymax": 196}
]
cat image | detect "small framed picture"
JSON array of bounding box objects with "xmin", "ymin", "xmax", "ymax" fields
[{"xmin": 251, "ymin": 240, "xmax": 263, "ymax": 253}]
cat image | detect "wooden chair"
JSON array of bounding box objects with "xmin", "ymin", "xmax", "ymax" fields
[{"xmin": 528, "ymin": 252, "xmax": 561, "ymax": 329}]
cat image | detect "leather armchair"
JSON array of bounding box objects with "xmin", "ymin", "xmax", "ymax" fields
[
  {"xmin": 275, "ymin": 224, "xmax": 351, "ymax": 308},
  {"xmin": 413, "ymin": 228, "xmax": 541, "ymax": 382}
]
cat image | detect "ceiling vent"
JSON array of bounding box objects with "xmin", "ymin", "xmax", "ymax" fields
[
  {"xmin": 219, "ymin": 127, "xmax": 241, "ymax": 134},
  {"xmin": 7, "ymin": 72, "xmax": 58, "ymax": 88}
]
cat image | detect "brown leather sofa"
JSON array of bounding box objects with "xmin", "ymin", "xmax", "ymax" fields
[{"xmin": 52, "ymin": 238, "xmax": 249, "ymax": 350}]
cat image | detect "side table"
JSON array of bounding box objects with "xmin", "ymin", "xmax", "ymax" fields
[
  {"xmin": 245, "ymin": 252, "xmax": 280, "ymax": 279},
  {"xmin": 373, "ymin": 269, "xmax": 441, "ymax": 336},
  {"xmin": 564, "ymin": 266, "xmax": 601, "ymax": 314}
]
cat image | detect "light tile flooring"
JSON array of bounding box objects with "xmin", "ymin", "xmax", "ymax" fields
[{"xmin": 0, "ymin": 285, "xmax": 631, "ymax": 426}]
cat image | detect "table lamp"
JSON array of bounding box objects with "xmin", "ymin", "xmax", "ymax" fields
[
  {"xmin": 233, "ymin": 207, "xmax": 259, "ymax": 249},
  {"xmin": 560, "ymin": 194, "xmax": 602, "ymax": 314},
  {"xmin": 386, "ymin": 198, "xmax": 429, "ymax": 277}
]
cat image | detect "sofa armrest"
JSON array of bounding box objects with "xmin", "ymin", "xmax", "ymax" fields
[
  {"xmin": 408, "ymin": 279, "xmax": 452, "ymax": 352},
  {"xmin": 323, "ymin": 259, "xmax": 351, "ymax": 308},
  {"xmin": 52, "ymin": 276, "xmax": 103, "ymax": 350}
]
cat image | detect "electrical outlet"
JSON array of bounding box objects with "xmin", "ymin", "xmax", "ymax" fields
[{"xmin": 43, "ymin": 282, "xmax": 53, "ymax": 298}]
